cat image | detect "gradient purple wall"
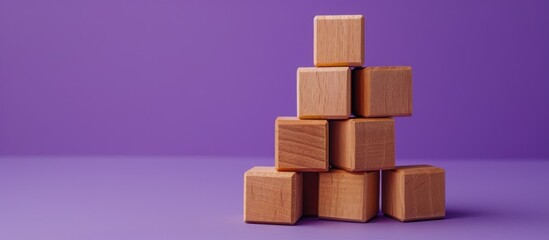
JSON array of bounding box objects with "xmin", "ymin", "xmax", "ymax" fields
[{"xmin": 1, "ymin": 0, "xmax": 548, "ymax": 158}]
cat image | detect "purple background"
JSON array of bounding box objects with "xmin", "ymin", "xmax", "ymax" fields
[{"xmin": 1, "ymin": 0, "xmax": 548, "ymax": 158}]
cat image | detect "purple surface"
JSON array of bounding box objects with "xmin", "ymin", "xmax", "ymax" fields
[
  {"xmin": 1, "ymin": 0, "xmax": 549, "ymax": 158},
  {"xmin": 1, "ymin": 157, "xmax": 548, "ymax": 239}
]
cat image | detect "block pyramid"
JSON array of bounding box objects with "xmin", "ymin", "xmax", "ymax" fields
[{"xmin": 244, "ymin": 15, "xmax": 445, "ymax": 225}]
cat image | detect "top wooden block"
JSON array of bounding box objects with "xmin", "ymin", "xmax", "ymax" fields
[
  {"xmin": 352, "ymin": 66, "xmax": 412, "ymax": 117},
  {"xmin": 314, "ymin": 15, "xmax": 364, "ymax": 67}
]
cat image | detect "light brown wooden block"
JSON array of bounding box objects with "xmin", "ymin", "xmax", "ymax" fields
[
  {"xmin": 314, "ymin": 15, "xmax": 364, "ymax": 67},
  {"xmin": 302, "ymin": 172, "xmax": 319, "ymax": 216},
  {"xmin": 382, "ymin": 165, "xmax": 445, "ymax": 222},
  {"xmin": 330, "ymin": 118, "xmax": 395, "ymax": 171},
  {"xmin": 275, "ymin": 117, "xmax": 329, "ymax": 172},
  {"xmin": 244, "ymin": 167, "xmax": 303, "ymax": 225},
  {"xmin": 318, "ymin": 169, "xmax": 379, "ymax": 222},
  {"xmin": 297, "ymin": 67, "xmax": 351, "ymax": 119},
  {"xmin": 352, "ymin": 66, "xmax": 412, "ymax": 117}
]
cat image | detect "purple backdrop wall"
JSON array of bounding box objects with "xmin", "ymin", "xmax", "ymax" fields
[{"xmin": 1, "ymin": 0, "xmax": 548, "ymax": 158}]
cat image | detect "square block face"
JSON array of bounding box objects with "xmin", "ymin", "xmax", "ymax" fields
[
  {"xmin": 382, "ymin": 165, "xmax": 445, "ymax": 222},
  {"xmin": 330, "ymin": 118, "xmax": 394, "ymax": 171},
  {"xmin": 314, "ymin": 15, "xmax": 364, "ymax": 67},
  {"xmin": 352, "ymin": 66, "xmax": 412, "ymax": 117},
  {"xmin": 275, "ymin": 117, "xmax": 329, "ymax": 172},
  {"xmin": 318, "ymin": 169, "xmax": 379, "ymax": 222},
  {"xmin": 297, "ymin": 67, "xmax": 351, "ymax": 119},
  {"xmin": 244, "ymin": 167, "xmax": 303, "ymax": 225},
  {"xmin": 302, "ymin": 172, "xmax": 319, "ymax": 216}
]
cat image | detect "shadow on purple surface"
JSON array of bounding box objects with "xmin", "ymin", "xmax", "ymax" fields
[
  {"xmin": 296, "ymin": 214, "xmax": 415, "ymax": 225},
  {"xmin": 297, "ymin": 217, "xmax": 369, "ymax": 226},
  {"xmin": 296, "ymin": 208, "xmax": 486, "ymax": 226},
  {"xmin": 445, "ymin": 208, "xmax": 481, "ymax": 220}
]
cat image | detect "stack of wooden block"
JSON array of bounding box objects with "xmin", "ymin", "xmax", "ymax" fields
[{"xmin": 244, "ymin": 15, "xmax": 445, "ymax": 225}]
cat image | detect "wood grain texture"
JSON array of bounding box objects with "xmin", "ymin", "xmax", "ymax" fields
[
  {"xmin": 318, "ymin": 169, "xmax": 379, "ymax": 222},
  {"xmin": 275, "ymin": 117, "xmax": 329, "ymax": 172},
  {"xmin": 302, "ymin": 172, "xmax": 319, "ymax": 216},
  {"xmin": 297, "ymin": 67, "xmax": 351, "ymax": 119},
  {"xmin": 352, "ymin": 66, "xmax": 412, "ymax": 117},
  {"xmin": 314, "ymin": 15, "xmax": 364, "ymax": 67},
  {"xmin": 244, "ymin": 166, "xmax": 303, "ymax": 225},
  {"xmin": 330, "ymin": 118, "xmax": 394, "ymax": 171},
  {"xmin": 382, "ymin": 165, "xmax": 445, "ymax": 222}
]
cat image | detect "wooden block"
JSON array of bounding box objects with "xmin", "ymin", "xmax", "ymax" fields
[
  {"xmin": 302, "ymin": 172, "xmax": 319, "ymax": 216},
  {"xmin": 352, "ymin": 66, "xmax": 412, "ymax": 117},
  {"xmin": 318, "ymin": 169, "xmax": 379, "ymax": 222},
  {"xmin": 275, "ymin": 117, "xmax": 329, "ymax": 172},
  {"xmin": 314, "ymin": 15, "xmax": 364, "ymax": 67},
  {"xmin": 297, "ymin": 67, "xmax": 351, "ymax": 119},
  {"xmin": 330, "ymin": 118, "xmax": 395, "ymax": 171},
  {"xmin": 244, "ymin": 166, "xmax": 303, "ymax": 225},
  {"xmin": 382, "ymin": 165, "xmax": 445, "ymax": 222}
]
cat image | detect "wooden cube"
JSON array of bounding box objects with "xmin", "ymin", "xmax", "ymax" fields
[
  {"xmin": 330, "ymin": 118, "xmax": 395, "ymax": 171},
  {"xmin": 318, "ymin": 169, "xmax": 379, "ymax": 222},
  {"xmin": 244, "ymin": 167, "xmax": 303, "ymax": 225},
  {"xmin": 382, "ymin": 165, "xmax": 445, "ymax": 222},
  {"xmin": 297, "ymin": 67, "xmax": 351, "ymax": 119},
  {"xmin": 275, "ymin": 117, "xmax": 329, "ymax": 172},
  {"xmin": 302, "ymin": 172, "xmax": 319, "ymax": 216},
  {"xmin": 314, "ymin": 15, "xmax": 364, "ymax": 67},
  {"xmin": 352, "ymin": 66, "xmax": 412, "ymax": 117}
]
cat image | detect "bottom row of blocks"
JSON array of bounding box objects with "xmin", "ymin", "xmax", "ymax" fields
[{"xmin": 244, "ymin": 165, "xmax": 445, "ymax": 225}]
